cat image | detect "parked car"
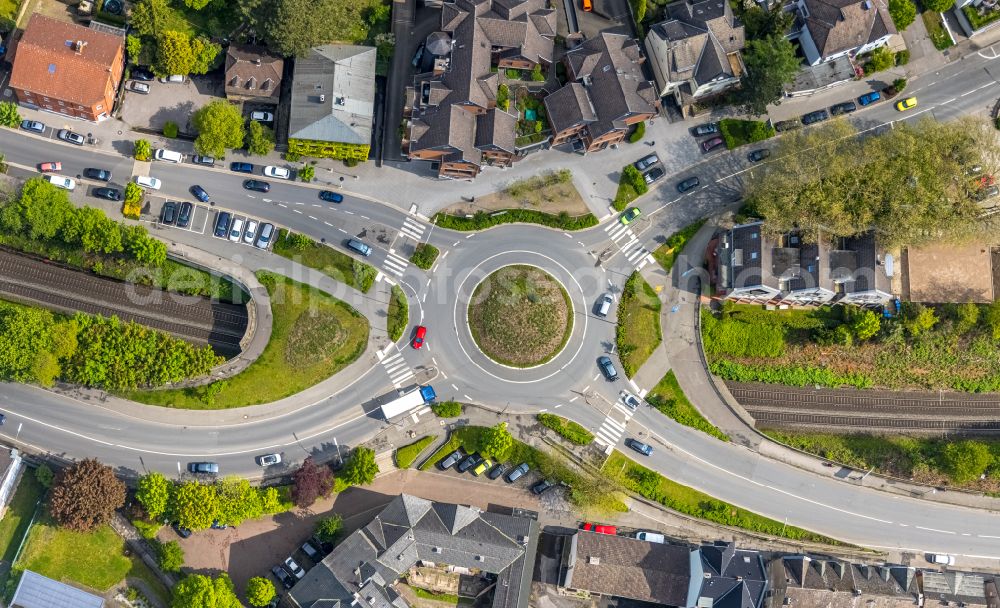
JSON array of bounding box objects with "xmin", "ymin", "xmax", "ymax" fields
[
  {"xmin": 747, "ymin": 149, "xmax": 771, "ymax": 163},
  {"xmin": 773, "ymin": 119, "xmax": 801, "ymax": 132},
  {"xmin": 620, "ymin": 207, "xmax": 640, "ymax": 225},
  {"xmin": 251, "ymin": 110, "xmax": 274, "ymax": 123},
  {"xmin": 505, "ymin": 463, "xmax": 529, "ymax": 483},
  {"xmin": 346, "ymin": 238, "xmax": 372, "ymax": 257},
  {"xmin": 229, "ymin": 217, "xmax": 245, "ymax": 242},
  {"xmin": 895, "ymin": 96, "xmax": 918, "ymax": 111},
  {"xmin": 531, "ymin": 479, "xmax": 555, "ymax": 494},
  {"xmin": 857, "ymin": 91, "xmax": 881, "ymax": 106},
  {"xmin": 701, "ymin": 136, "xmax": 725, "ymax": 152},
  {"xmin": 829, "ymin": 101, "xmax": 857, "ymax": 115},
  {"xmin": 257, "ymin": 453, "xmax": 282, "ymax": 466},
  {"xmin": 271, "ymin": 565, "xmax": 294, "ymax": 590},
  {"xmin": 243, "ymin": 179, "xmax": 270, "ymax": 193},
  {"xmin": 643, "ymin": 166, "xmax": 665, "ymax": 184},
  {"xmin": 243, "ymin": 219, "xmax": 259, "ymax": 244},
  {"xmin": 135, "ymin": 175, "xmax": 161, "ymax": 190},
  {"xmin": 161, "ymin": 201, "xmax": 177, "ymax": 225},
  {"xmin": 457, "ymin": 453, "xmax": 483, "ymax": 473},
  {"xmin": 38, "ymin": 162, "xmax": 61, "ymax": 172},
  {"xmin": 928, "ymin": 553, "xmax": 956, "ymax": 566},
  {"xmin": 801, "ymin": 110, "xmax": 829, "ymax": 125},
  {"xmin": 412, "ymin": 325, "xmax": 427, "ymax": 349},
  {"xmin": 255, "ymin": 223, "xmax": 275, "ymax": 249},
  {"xmin": 473, "ymin": 458, "xmax": 493, "ymax": 476},
  {"xmin": 411, "ymin": 42, "xmax": 425, "ymax": 68},
  {"xmin": 172, "ymin": 522, "xmax": 192, "ymax": 538},
  {"xmin": 46, "ymin": 175, "xmax": 75, "ymax": 191},
  {"xmin": 192, "ymin": 154, "xmax": 215, "ymax": 166},
  {"xmin": 93, "ymin": 187, "xmax": 122, "ymax": 201},
  {"xmin": 129, "ymin": 81, "xmax": 150, "ymax": 94},
  {"xmin": 214, "ymin": 212, "xmax": 232, "ymax": 238},
  {"xmin": 636, "ymin": 531, "xmax": 665, "ymax": 543},
  {"xmin": 264, "ymin": 165, "xmax": 291, "ymax": 180},
  {"xmin": 437, "ymin": 449, "xmax": 464, "ymax": 470},
  {"xmin": 57, "ymin": 129, "xmax": 85, "ymax": 145},
  {"xmin": 488, "ymin": 462, "xmax": 508, "ymax": 480},
  {"xmin": 597, "ymin": 355, "xmax": 618, "ymax": 381},
  {"xmin": 676, "ymin": 176, "xmax": 700, "ymax": 193},
  {"xmin": 159, "ymin": 74, "xmax": 184, "ymax": 83},
  {"xmin": 84, "ymin": 167, "xmax": 112, "ymax": 181},
  {"xmin": 692, "ymin": 122, "xmax": 719, "ymax": 136},
  {"xmin": 633, "ymin": 153, "xmax": 659, "ymax": 171},
  {"xmin": 188, "ymin": 462, "xmax": 219, "ymax": 474},
  {"xmin": 132, "ymin": 66, "xmax": 155, "ymax": 81},
  {"xmin": 230, "ymin": 162, "xmax": 254, "ymax": 173},
  {"xmin": 177, "ymin": 202, "xmax": 193, "ymax": 228},
  {"xmin": 301, "ymin": 540, "xmax": 321, "ymax": 561},
  {"xmin": 285, "ymin": 557, "xmax": 305, "ymax": 579},
  {"xmin": 211, "ymin": 519, "xmax": 228, "ymax": 530},
  {"xmin": 581, "ymin": 523, "xmax": 617, "ymax": 535},
  {"xmin": 620, "ymin": 390, "xmax": 641, "ymax": 410},
  {"xmin": 190, "ymin": 184, "xmax": 210, "ymax": 202},
  {"xmin": 320, "ymin": 190, "xmax": 344, "ymax": 203},
  {"xmin": 20, "ymin": 119, "xmax": 45, "ymax": 133},
  {"xmin": 625, "ymin": 438, "xmax": 653, "ymax": 456}
]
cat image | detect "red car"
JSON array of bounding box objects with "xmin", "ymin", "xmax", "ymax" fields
[
  {"xmin": 38, "ymin": 162, "xmax": 62, "ymax": 172},
  {"xmin": 412, "ymin": 325, "xmax": 427, "ymax": 349},
  {"xmin": 581, "ymin": 523, "xmax": 617, "ymax": 535}
]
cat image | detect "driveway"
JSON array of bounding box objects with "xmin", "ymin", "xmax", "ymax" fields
[{"xmin": 120, "ymin": 74, "xmax": 224, "ymax": 134}]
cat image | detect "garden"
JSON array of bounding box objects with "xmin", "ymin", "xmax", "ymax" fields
[
  {"xmin": 514, "ymin": 94, "xmax": 549, "ymax": 148},
  {"xmin": 615, "ymin": 272, "xmax": 662, "ymax": 377},
  {"xmin": 467, "ymin": 265, "xmax": 573, "ymax": 367},
  {"xmin": 963, "ymin": 3, "xmax": 1000, "ymax": 30},
  {"xmin": 922, "ymin": 10, "xmax": 954, "ymax": 50}
]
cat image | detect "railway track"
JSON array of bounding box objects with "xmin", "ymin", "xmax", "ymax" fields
[{"xmin": 752, "ymin": 410, "xmax": 1000, "ymax": 432}]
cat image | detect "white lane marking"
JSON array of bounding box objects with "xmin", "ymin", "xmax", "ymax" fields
[
  {"xmin": 916, "ymin": 526, "xmax": 956, "ymax": 535},
  {"xmin": 293, "ymin": 209, "xmax": 303, "ymax": 214},
  {"xmin": 308, "ymin": 215, "xmax": 317, "ymax": 220},
  {"xmin": 569, "ymin": 396, "xmax": 579, "ymax": 403},
  {"xmin": 941, "ymin": 98, "xmax": 956, "ymax": 105},
  {"xmin": 278, "ymin": 203, "xmax": 287, "ymax": 208},
  {"xmin": 345, "ymin": 210, "xmax": 354, "ymax": 215},
  {"xmin": 324, "ymin": 221, "xmax": 332, "ymax": 226},
  {"xmin": 451, "ymin": 384, "xmax": 459, "ymax": 390},
  {"xmin": 463, "ymin": 394, "xmax": 472, "ymax": 401}
]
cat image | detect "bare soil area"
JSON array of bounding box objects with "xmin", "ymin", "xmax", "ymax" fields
[{"xmin": 441, "ymin": 170, "xmax": 589, "ymax": 216}]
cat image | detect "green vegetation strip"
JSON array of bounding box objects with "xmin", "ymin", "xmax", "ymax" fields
[
  {"xmin": 719, "ymin": 118, "xmax": 775, "ymax": 150},
  {"xmin": 602, "ymin": 451, "xmax": 837, "ymax": 543},
  {"xmin": 410, "ymin": 243, "xmax": 439, "ymax": 270},
  {"xmin": 387, "ymin": 285, "xmax": 408, "ymax": 342},
  {"xmin": 431, "ymin": 401, "xmax": 463, "ymax": 417},
  {"xmin": 395, "ymin": 435, "xmax": 437, "ymax": 468},
  {"xmin": 653, "ymin": 220, "xmax": 705, "ymax": 273},
  {"xmin": 923, "ymin": 11, "xmax": 953, "ymax": 50},
  {"xmin": 963, "ymin": 5, "xmax": 1000, "ymax": 30},
  {"xmin": 273, "ymin": 229, "xmax": 376, "ymax": 293},
  {"xmin": 124, "ymin": 271, "xmax": 369, "ymax": 408},
  {"xmin": 411, "ymin": 587, "xmax": 460, "ymax": 603},
  {"xmin": 537, "ymin": 413, "xmax": 594, "ymax": 445},
  {"xmin": 0, "ymin": 474, "xmax": 43, "ymax": 566},
  {"xmin": 613, "ymin": 166, "xmax": 648, "ymax": 211},
  {"xmin": 647, "ymin": 371, "xmax": 728, "ymax": 441},
  {"xmin": 434, "ymin": 210, "xmax": 598, "ymax": 231},
  {"xmin": 616, "ymin": 272, "xmax": 662, "ymax": 378}
]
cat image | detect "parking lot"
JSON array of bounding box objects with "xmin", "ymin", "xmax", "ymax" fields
[
  {"xmin": 121, "ymin": 74, "xmax": 224, "ymax": 133},
  {"xmin": 150, "ymin": 198, "xmax": 275, "ymax": 250}
]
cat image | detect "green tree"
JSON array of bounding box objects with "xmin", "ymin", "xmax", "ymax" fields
[
  {"xmin": 190, "ymin": 36, "xmax": 222, "ymax": 74},
  {"xmin": 923, "ymin": 0, "xmax": 955, "ymax": 11},
  {"xmin": 299, "ymin": 165, "xmax": 315, "ymax": 182},
  {"xmin": 127, "ymin": 35, "xmax": 144, "ymax": 63},
  {"xmin": 134, "ymin": 139, "xmax": 152, "ymax": 161},
  {"xmin": 888, "ymin": 0, "xmax": 917, "ymax": 30},
  {"xmin": 260, "ymin": 486, "xmax": 286, "ymax": 514},
  {"xmin": 530, "ymin": 64, "xmax": 545, "ymax": 82},
  {"xmin": 851, "ymin": 310, "xmax": 881, "ymax": 341},
  {"xmin": 158, "ymin": 540, "xmax": 185, "ymax": 572},
  {"xmin": 130, "ymin": 0, "xmax": 168, "ymax": 37},
  {"xmin": 621, "ymin": 165, "xmax": 647, "ymax": 195},
  {"xmin": 137, "ymin": 471, "xmax": 172, "ymax": 520},
  {"xmin": 739, "ymin": 2, "xmax": 795, "ymax": 39},
  {"xmin": 192, "ymin": 101, "xmax": 246, "ymax": 157},
  {"xmin": 341, "ymin": 446, "xmax": 379, "ymax": 486},
  {"xmin": 0, "ymin": 101, "xmax": 21, "ymax": 128},
  {"xmin": 246, "ymin": 576, "xmax": 276, "ymax": 607},
  {"xmin": 216, "ymin": 476, "xmax": 263, "ymax": 526},
  {"xmin": 737, "ymin": 35, "xmax": 801, "ymax": 116},
  {"xmin": 867, "ymin": 46, "xmax": 895, "ymax": 73},
  {"xmin": 942, "ymin": 440, "xmax": 991, "ymax": 483},
  {"xmin": 497, "ymin": 84, "xmax": 510, "ymax": 111},
  {"xmin": 242, "ymin": 0, "xmax": 363, "ymax": 57},
  {"xmin": 185, "ymin": 0, "xmax": 212, "ymax": 9},
  {"xmin": 171, "ymin": 573, "xmax": 242, "ymax": 608},
  {"xmin": 155, "ymin": 31, "xmax": 220, "ymax": 77},
  {"xmin": 171, "ymin": 481, "xmax": 218, "ymax": 530},
  {"xmin": 49, "ymin": 459, "xmax": 126, "ymax": 531},
  {"xmin": 15, "ymin": 178, "xmax": 75, "ymax": 240},
  {"xmin": 314, "ymin": 513, "xmax": 343, "ymax": 543},
  {"xmin": 954, "ymin": 302, "xmax": 980, "ymax": 334},
  {"xmin": 481, "ymin": 422, "xmax": 514, "ymax": 460},
  {"xmin": 247, "ymin": 120, "xmax": 275, "ymax": 156},
  {"xmin": 34, "ymin": 463, "xmax": 54, "ymax": 488}
]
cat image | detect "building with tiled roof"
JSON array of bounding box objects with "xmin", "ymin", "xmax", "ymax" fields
[
  {"xmin": 790, "ymin": 0, "xmax": 897, "ymax": 65},
  {"xmin": 644, "ymin": 0, "xmax": 745, "ymax": 111},
  {"xmin": 284, "ymin": 494, "xmax": 539, "ymax": 608},
  {"xmin": 405, "ymin": 0, "xmax": 555, "ymax": 179},
  {"xmin": 224, "ymin": 44, "xmax": 284, "ymax": 105},
  {"xmin": 10, "ymin": 14, "xmax": 124, "ymax": 122},
  {"xmin": 546, "ymin": 33, "xmax": 659, "ymax": 153},
  {"xmin": 773, "ymin": 556, "xmax": 919, "ymax": 608}
]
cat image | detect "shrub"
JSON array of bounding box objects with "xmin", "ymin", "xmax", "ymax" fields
[
  {"xmin": 431, "ymin": 401, "xmax": 463, "ymax": 417},
  {"xmin": 709, "ymin": 359, "xmax": 873, "ymax": 388},
  {"xmin": 315, "ymin": 514, "xmax": 343, "ymax": 543},
  {"xmin": 284, "ymin": 152, "xmax": 302, "ymax": 162},
  {"xmin": 889, "ymin": 0, "xmax": 917, "ymax": 29},
  {"xmin": 613, "ymin": 165, "xmax": 648, "ymax": 210},
  {"xmin": 157, "ymin": 539, "xmax": 184, "ymax": 572},
  {"xmin": 537, "ymin": 413, "xmax": 594, "ymax": 445},
  {"xmin": 867, "ymin": 46, "xmax": 895, "ymax": 73},
  {"xmin": 132, "ymin": 519, "xmax": 161, "ymax": 539},
  {"xmin": 0, "ymin": 101, "xmax": 21, "ymax": 128},
  {"xmin": 505, "ymin": 68, "xmax": 521, "ymax": 79},
  {"xmin": 941, "ymin": 440, "xmax": 991, "ymax": 483},
  {"xmin": 530, "ymin": 64, "xmax": 545, "ymax": 81},
  {"xmin": 299, "ymin": 165, "xmax": 316, "ymax": 182},
  {"xmin": 247, "ymin": 577, "xmax": 276, "ymax": 608},
  {"xmin": 497, "ymin": 84, "xmax": 510, "ymax": 111},
  {"xmin": 387, "ymin": 284, "xmax": 408, "ymax": 341},
  {"xmin": 719, "ymin": 118, "xmax": 775, "ymax": 149},
  {"xmin": 924, "ymin": 0, "xmax": 954, "ymax": 11},
  {"xmin": 893, "ymin": 77, "xmax": 908, "ymax": 92},
  {"xmin": 353, "ymin": 261, "xmax": 377, "ymax": 293},
  {"xmin": 628, "ymin": 121, "xmax": 646, "ymax": 143},
  {"xmin": 133, "ymin": 139, "xmax": 151, "ymax": 161},
  {"xmin": 895, "ymin": 49, "xmax": 910, "ymax": 65},
  {"xmin": 163, "ymin": 121, "xmax": 179, "ymax": 138},
  {"xmin": 247, "ymin": 120, "xmax": 275, "ymax": 156},
  {"xmin": 35, "ymin": 463, "xmax": 54, "ymax": 488},
  {"xmin": 395, "ymin": 435, "xmax": 436, "ymax": 468},
  {"xmin": 410, "ymin": 243, "xmax": 439, "ymax": 270},
  {"xmin": 434, "ymin": 209, "xmax": 598, "ymax": 231}
]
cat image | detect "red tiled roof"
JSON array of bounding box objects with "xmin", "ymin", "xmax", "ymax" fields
[{"xmin": 10, "ymin": 14, "xmax": 122, "ymax": 106}]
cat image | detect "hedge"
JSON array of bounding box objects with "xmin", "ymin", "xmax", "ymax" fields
[
  {"xmin": 431, "ymin": 401, "xmax": 463, "ymax": 417},
  {"xmin": 719, "ymin": 119, "xmax": 775, "ymax": 150},
  {"xmin": 708, "ymin": 359, "xmax": 873, "ymax": 389},
  {"xmin": 395, "ymin": 435, "xmax": 437, "ymax": 468},
  {"xmin": 628, "ymin": 121, "xmax": 646, "ymax": 143},
  {"xmin": 287, "ymin": 138, "xmax": 369, "ymax": 161},
  {"xmin": 433, "ymin": 209, "xmax": 598, "ymax": 231},
  {"xmin": 537, "ymin": 413, "xmax": 594, "ymax": 445},
  {"xmin": 410, "ymin": 243, "xmax": 439, "ymax": 270}
]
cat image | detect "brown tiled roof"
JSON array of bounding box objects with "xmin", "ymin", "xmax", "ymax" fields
[
  {"xmin": 802, "ymin": 0, "xmax": 897, "ymax": 58},
  {"xmin": 475, "ymin": 108, "xmax": 517, "ymax": 152},
  {"xmin": 646, "ymin": 0, "xmax": 744, "ymax": 90},
  {"xmin": 10, "ymin": 14, "xmax": 122, "ymax": 106},
  {"xmin": 544, "ymin": 82, "xmax": 596, "ymax": 134},
  {"xmin": 225, "ymin": 44, "xmax": 284, "ymax": 102}
]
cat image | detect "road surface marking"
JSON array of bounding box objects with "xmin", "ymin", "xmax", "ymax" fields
[
  {"xmin": 554, "ymin": 404, "xmax": 562, "ymax": 408},
  {"xmin": 400, "ymin": 218, "xmax": 427, "ymax": 241},
  {"xmin": 338, "ymin": 228, "xmax": 348, "ymax": 234},
  {"xmin": 451, "ymin": 384, "xmax": 459, "ymax": 390},
  {"xmin": 344, "ymin": 210, "xmax": 354, "ymax": 214},
  {"xmin": 293, "ymin": 209, "xmax": 303, "ymax": 214},
  {"xmin": 324, "ymin": 221, "xmax": 332, "ymax": 226},
  {"xmin": 463, "ymin": 394, "xmax": 472, "ymax": 401},
  {"xmin": 308, "ymin": 215, "xmax": 317, "ymax": 220},
  {"xmin": 278, "ymin": 203, "xmax": 287, "ymax": 208},
  {"xmin": 569, "ymin": 396, "xmax": 579, "ymax": 403},
  {"xmin": 916, "ymin": 526, "xmax": 956, "ymax": 535}
]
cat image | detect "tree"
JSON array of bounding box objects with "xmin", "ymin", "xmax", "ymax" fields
[
  {"xmin": 158, "ymin": 540, "xmax": 185, "ymax": 572},
  {"xmin": 850, "ymin": 310, "xmax": 881, "ymax": 341},
  {"xmin": 247, "ymin": 120, "xmax": 275, "ymax": 156},
  {"xmin": 155, "ymin": 31, "xmax": 220, "ymax": 77},
  {"xmin": 10, "ymin": 178, "xmax": 75, "ymax": 241},
  {"xmin": 192, "ymin": 101, "xmax": 245, "ymax": 157},
  {"xmin": 480, "ymin": 422, "xmax": 514, "ymax": 461},
  {"xmin": 185, "ymin": 0, "xmax": 212, "ymax": 9},
  {"xmin": 299, "ymin": 165, "xmax": 315, "ymax": 182},
  {"xmin": 292, "ymin": 457, "xmax": 334, "ymax": 507},
  {"xmin": 127, "ymin": 35, "xmax": 144, "ymax": 63},
  {"xmin": 942, "ymin": 440, "xmax": 992, "ymax": 483},
  {"xmin": 530, "ymin": 64, "xmax": 545, "ymax": 82},
  {"xmin": 955, "ymin": 302, "xmax": 980, "ymax": 334},
  {"xmin": 621, "ymin": 165, "xmax": 647, "ymax": 195},
  {"xmin": 246, "ymin": 576, "xmax": 276, "ymax": 607},
  {"xmin": 216, "ymin": 476, "xmax": 263, "ymax": 526},
  {"xmin": 341, "ymin": 447, "xmax": 379, "ymax": 486},
  {"xmin": 130, "ymin": 0, "xmax": 169, "ymax": 37},
  {"xmin": 314, "ymin": 513, "xmax": 343, "ymax": 543},
  {"xmin": 134, "ymin": 139, "xmax": 152, "ymax": 161},
  {"xmin": 737, "ymin": 35, "xmax": 801, "ymax": 116},
  {"xmin": 34, "ymin": 463, "xmax": 54, "ymax": 488},
  {"xmin": 740, "ymin": 2, "xmax": 795, "ymax": 39},
  {"xmin": 243, "ymin": 0, "xmax": 361, "ymax": 57},
  {"xmin": 137, "ymin": 472, "xmax": 172, "ymax": 520},
  {"xmin": 497, "ymin": 84, "xmax": 510, "ymax": 111},
  {"xmin": 171, "ymin": 573, "xmax": 242, "ymax": 608},
  {"xmin": 0, "ymin": 101, "xmax": 21, "ymax": 128},
  {"xmin": 924, "ymin": 0, "xmax": 955, "ymax": 11},
  {"xmin": 171, "ymin": 481, "xmax": 218, "ymax": 530},
  {"xmin": 49, "ymin": 459, "xmax": 126, "ymax": 531},
  {"xmin": 888, "ymin": 0, "xmax": 917, "ymax": 30},
  {"xmin": 867, "ymin": 46, "xmax": 895, "ymax": 73},
  {"xmin": 260, "ymin": 486, "xmax": 286, "ymax": 514}
]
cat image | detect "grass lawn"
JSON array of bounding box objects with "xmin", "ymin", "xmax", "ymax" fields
[
  {"xmin": 273, "ymin": 229, "xmax": 376, "ymax": 293},
  {"xmin": 395, "ymin": 435, "xmax": 437, "ymax": 468},
  {"xmin": 612, "ymin": 170, "xmax": 647, "ymax": 211},
  {"xmin": 158, "ymin": 0, "xmax": 241, "ymax": 37},
  {"xmin": 647, "ymin": 371, "xmax": 728, "ymax": 441},
  {"xmin": 0, "ymin": 474, "xmax": 44, "ymax": 567},
  {"xmin": 411, "ymin": 586, "xmax": 460, "ymax": 603},
  {"xmin": 468, "ymin": 265, "xmax": 572, "ymax": 367},
  {"xmin": 923, "ymin": 11, "xmax": 954, "ymax": 50},
  {"xmin": 537, "ymin": 413, "xmax": 594, "ymax": 445},
  {"xmin": 602, "ymin": 451, "xmax": 836, "ymax": 543},
  {"xmin": 616, "ymin": 272, "xmax": 662, "ymax": 377},
  {"xmin": 124, "ymin": 272, "xmax": 369, "ymax": 408},
  {"xmin": 388, "ymin": 285, "xmax": 408, "ymax": 342},
  {"xmin": 652, "ymin": 220, "xmax": 705, "ymax": 273},
  {"xmin": 15, "ymin": 517, "xmax": 132, "ymax": 591}
]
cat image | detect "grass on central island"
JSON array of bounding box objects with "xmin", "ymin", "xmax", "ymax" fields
[
  {"xmin": 272, "ymin": 229, "xmax": 377, "ymax": 293},
  {"xmin": 615, "ymin": 272, "xmax": 662, "ymax": 377}
]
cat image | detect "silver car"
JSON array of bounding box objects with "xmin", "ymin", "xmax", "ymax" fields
[
  {"xmin": 633, "ymin": 153, "xmax": 659, "ymax": 171},
  {"xmin": 57, "ymin": 129, "xmax": 85, "ymax": 145}
]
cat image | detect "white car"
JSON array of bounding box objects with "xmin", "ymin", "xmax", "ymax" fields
[
  {"xmin": 285, "ymin": 557, "xmax": 305, "ymax": 579},
  {"xmin": 620, "ymin": 390, "xmax": 642, "ymax": 410},
  {"xmin": 257, "ymin": 453, "xmax": 281, "ymax": 467},
  {"xmin": 929, "ymin": 554, "xmax": 955, "ymax": 566},
  {"xmin": 263, "ymin": 165, "xmax": 291, "ymax": 180},
  {"xmin": 243, "ymin": 219, "xmax": 258, "ymax": 244},
  {"xmin": 229, "ymin": 218, "xmax": 245, "ymax": 242},
  {"xmin": 251, "ymin": 110, "xmax": 274, "ymax": 122},
  {"xmin": 46, "ymin": 175, "xmax": 76, "ymax": 191},
  {"xmin": 135, "ymin": 176, "xmax": 161, "ymax": 190}
]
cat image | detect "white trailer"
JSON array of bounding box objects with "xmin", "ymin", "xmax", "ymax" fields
[{"xmin": 379, "ymin": 385, "xmax": 436, "ymax": 420}]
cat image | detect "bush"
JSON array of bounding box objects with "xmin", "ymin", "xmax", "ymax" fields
[
  {"xmin": 395, "ymin": 435, "xmax": 436, "ymax": 468},
  {"xmin": 353, "ymin": 260, "xmax": 377, "ymax": 293},
  {"xmin": 893, "ymin": 77, "xmax": 908, "ymax": 92},
  {"xmin": 530, "ymin": 64, "xmax": 545, "ymax": 81},
  {"xmin": 537, "ymin": 413, "xmax": 594, "ymax": 445},
  {"xmin": 133, "ymin": 139, "xmax": 151, "ymax": 161},
  {"xmin": 924, "ymin": 0, "xmax": 954, "ymax": 11},
  {"xmin": 132, "ymin": 519, "xmax": 161, "ymax": 539},
  {"xmin": 941, "ymin": 440, "xmax": 991, "ymax": 483},
  {"xmin": 387, "ymin": 284, "xmax": 408, "ymax": 342},
  {"xmin": 315, "ymin": 514, "xmax": 343, "ymax": 543},
  {"xmin": 628, "ymin": 121, "xmax": 646, "ymax": 143},
  {"xmin": 433, "ymin": 209, "xmax": 598, "ymax": 231},
  {"xmin": 431, "ymin": 401, "xmax": 463, "ymax": 417},
  {"xmin": 299, "ymin": 165, "xmax": 316, "ymax": 182},
  {"xmin": 867, "ymin": 46, "xmax": 895, "ymax": 73},
  {"xmin": 35, "ymin": 463, "xmax": 54, "ymax": 488},
  {"xmin": 719, "ymin": 118, "xmax": 775, "ymax": 149},
  {"xmin": 895, "ymin": 49, "xmax": 910, "ymax": 65},
  {"xmin": 284, "ymin": 152, "xmax": 302, "ymax": 162},
  {"xmin": 612, "ymin": 165, "xmax": 648, "ymax": 211},
  {"xmin": 889, "ymin": 0, "xmax": 917, "ymax": 30},
  {"xmin": 247, "ymin": 120, "xmax": 275, "ymax": 156},
  {"xmin": 709, "ymin": 359, "xmax": 873, "ymax": 388},
  {"xmin": 505, "ymin": 68, "xmax": 521, "ymax": 79},
  {"xmin": 497, "ymin": 84, "xmax": 510, "ymax": 111},
  {"xmin": 157, "ymin": 539, "xmax": 184, "ymax": 572},
  {"xmin": 0, "ymin": 101, "xmax": 21, "ymax": 128},
  {"xmin": 410, "ymin": 243, "xmax": 439, "ymax": 270},
  {"xmin": 163, "ymin": 121, "xmax": 178, "ymax": 138}
]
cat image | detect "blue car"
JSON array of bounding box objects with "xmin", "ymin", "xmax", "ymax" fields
[
  {"xmin": 214, "ymin": 212, "xmax": 232, "ymax": 238},
  {"xmin": 190, "ymin": 184, "xmax": 209, "ymax": 202},
  {"xmin": 230, "ymin": 162, "xmax": 254, "ymax": 173},
  {"xmin": 857, "ymin": 91, "xmax": 881, "ymax": 106},
  {"xmin": 319, "ymin": 190, "xmax": 343, "ymax": 203}
]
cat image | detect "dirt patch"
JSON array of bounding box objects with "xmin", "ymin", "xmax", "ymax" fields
[
  {"xmin": 441, "ymin": 170, "xmax": 589, "ymax": 216},
  {"xmin": 467, "ymin": 265, "xmax": 572, "ymax": 367}
]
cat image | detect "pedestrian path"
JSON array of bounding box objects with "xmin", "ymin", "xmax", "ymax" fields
[
  {"xmin": 604, "ymin": 221, "xmax": 654, "ymax": 271},
  {"xmin": 378, "ymin": 348, "xmax": 415, "ymax": 388},
  {"xmin": 382, "ymin": 250, "xmax": 410, "ymax": 277},
  {"xmin": 399, "ymin": 217, "xmax": 427, "ymax": 242},
  {"xmin": 593, "ymin": 400, "xmax": 634, "ymax": 454}
]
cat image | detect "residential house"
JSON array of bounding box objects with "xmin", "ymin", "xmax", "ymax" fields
[
  {"xmin": 224, "ymin": 44, "xmax": 284, "ymax": 106},
  {"xmin": 405, "ymin": 0, "xmax": 555, "ymax": 178},
  {"xmin": 831, "ymin": 233, "xmax": 893, "ymax": 305},
  {"xmin": 789, "ymin": 0, "xmax": 896, "ymax": 66},
  {"xmin": 644, "ymin": 0, "xmax": 745, "ymax": 111},
  {"xmin": 11, "ymin": 570, "xmax": 105, "ymax": 608},
  {"xmin": 10, "ymin": 14, "xmax": 124, "ymax": 122},
  {"xmin": 546, "ymin": 33, "xmax": 659, "ymax": 152},
  {"xmin": 0, "ymin": 449, "xmax": 23, "ymax": 519},
  {"xmin": 773, "ymin": 556, "xmax": 919, "ymax": 608},
  {"xmin": 921, "ymin": 570, "xmax": 990, "ymax": 608},
  {"xmin": 284, "ymin": 494, "xmax": 539, "ymax": 608},
  {"xmin": 288, "ymin": 45, "xmax": 375, "ymax": 161}
]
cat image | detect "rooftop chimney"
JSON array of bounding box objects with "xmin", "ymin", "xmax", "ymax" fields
[{"xmin": 74, "ymin": 40, "xmax": 87, "ymax": 54}]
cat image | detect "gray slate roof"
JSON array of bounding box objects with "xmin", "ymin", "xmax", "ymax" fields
[
  {"xmin": 224, "ymin": 43, "xmax": 283, "ymax": 102},
  {"xmin": 543, "ymin": 82, "xmax": 596, "ymax": 134},
  {"xmin": 11, "ymin": 570, "xmax": 105, "ymax": 608},
  {"xmin": 289, "ymin": 45, "xmax": 376, "ymax": 146}
]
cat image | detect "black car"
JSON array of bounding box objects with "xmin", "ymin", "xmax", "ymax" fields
[
  {"xmin": 677, "ymin": 176, "xmax": 700, "ymax": 193},
  {"xmin": 487, "ymin": 462, "xmax": 508, "ymax": 480},
  {"xmin": 633, "ymin": 153, "xmax": 659, "ymax": 171},
  {"xmin": 773, "ymin": 119, "xmax": 801, "ymax": 132},
  {"xmin": 747, "ymin": 149, "xmax": 771, "ymax": 163},
  {"xmin": 456, "ymin": 453, "xmax": 483, "ymax": 473},
  {"xmin": 230, "ymin": 162, "xmax": 254, "ymax": 173},
  {"xmin": 93, "ymin": 187, "xmax": 122, "ymax": 201},
  {"xmin": 625, "ymin": 438, "xmax": 653, "ymax": 455},
  {"xmin": 132, "ymin": 66, "xmax": 155, "ymax": 81},
  {"xmin": 271, "ymin": 565, "xmax": 294, "ymax": 590},
  {"xmin": 505, "ymin": 462, "xmax": 529, "ymax": 483},
  {"xmin": 83, "ymin": 168, "xmax": 112, "ymax": 181},
  {"xmin": 214, "ymin": 212, "xmax": 232, "ymax": 238},
  {"xmin": 188, "ymin": 461, "xmax": 219, "ymax": 474},
  {"xmin": 161, "ymin": 201, "xmax": 177, "ymax": 225},
  {"xmin": 319, "ymin": 190, "xmax": 344, "ymax": 203},
  {"xmin": 829, "ymin": 101, "xmax": 857, "ymax": 116},
  {"xmin": 244, "ymin": 179, "xmax": 270, "ymax": 193},
  {"xmin": 643, "ymin": 166, "xmax": 665, "ymax": 184},
  {"xmin": 801, "ymin": 110, "xmax": 829, "ymax": 125},
  {"xmin": 172, "ymin": 522, "xmax": 192, "ymax": 538},
  {"xmin": 192, "ymin": 154, "xmax": 215, "ymax": 166},
  {"xmin": 437, "ymin": 449, "xmax": 464, "ymax": 470},
  {"xmin": 531, "ymin": 479, "xmax": 555, "ymax": 495},
  {"xmin": 177, "ymin": 202, "xmax": 193, "ymax": 228},
  {"xmin": 598, "ymin": 355, "xmax": 618, "ymax": 381},
  {"xmin": 190, "ymin": 184, "xmax": 209, "ymax": 202},
  {"xmin": 692, "ymin": 122, "xmax": 719, "ymax": 136}
]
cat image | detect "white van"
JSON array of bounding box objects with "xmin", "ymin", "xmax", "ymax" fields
[
  {"xmin": 636, "ymin": 531, "xmax": 665, "ymax": 544},
  {"xmin": 135, "ymin": 176, "xmax": 161, "ymax": 190},
  {"xmin": 154, "ymin": 149, "xmax": 183, "ymax": 163},
  {"xmin": 596, "ymin": 293, "xmax": 613, "ymax": 317}
]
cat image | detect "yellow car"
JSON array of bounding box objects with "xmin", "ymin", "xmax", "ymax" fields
[
  {"xmin": 895, "ymin": 97, "xmax": 917, "ymax": 111},
  {"xmin": 472, "ymin": 458, "xmax": 493, "ymax": 476}
]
